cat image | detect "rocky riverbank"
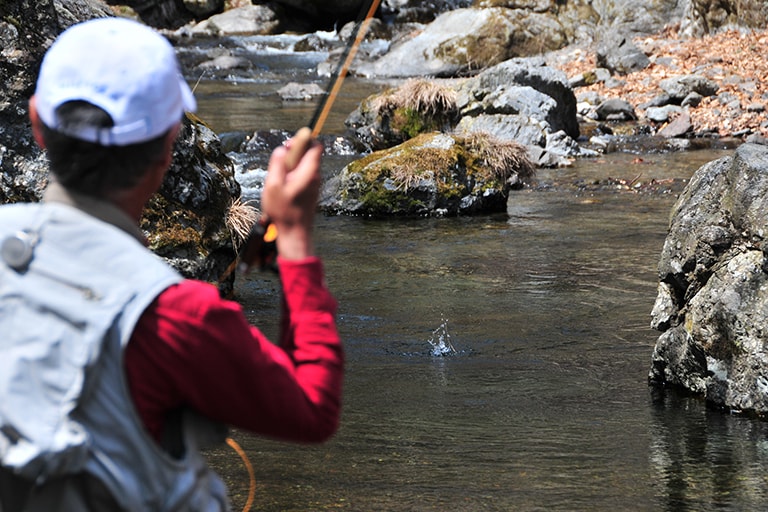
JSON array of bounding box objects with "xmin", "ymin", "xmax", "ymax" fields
[{"xmin": 547, "ymin": 26, "xmax": 768, "ymax": 142}]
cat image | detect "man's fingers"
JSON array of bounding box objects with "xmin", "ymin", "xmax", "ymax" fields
[
  {"xmin": 265, "ymin": 144, "xmax": 289, "ymax": 187},
  {"xmin": 284, "ymin": 127, "xmax": 313, "ymax": 171}
]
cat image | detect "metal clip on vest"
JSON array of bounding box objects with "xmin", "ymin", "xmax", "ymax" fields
[{"xmin": 1, "ymin": 231, "xmax": 37, "ymax": 272}]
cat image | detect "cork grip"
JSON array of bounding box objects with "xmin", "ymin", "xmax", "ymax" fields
[{"xmin": 283, "ymin": 127, "xmax": 313, "ymax": 171}]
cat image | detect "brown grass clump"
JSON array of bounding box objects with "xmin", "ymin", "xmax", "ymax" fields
[
  {"xmin": 397, "ymin": 79, "xmax": 458, "ymax": 117},
  {"xmin": 226, "ymin": 196, "xmax": 259, "ymax": 250},
  {"xmin": 370, "ymin": 79, "xmax": 458, "ymax": 118},
  {"xmin": 461, "ymin": 132, "xmax": 536, "ymax": 182}
]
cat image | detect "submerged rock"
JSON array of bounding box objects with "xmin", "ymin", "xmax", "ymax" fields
[{"xmin": 649, "ymin": 143, "xmax": 768, "ymax": 416}]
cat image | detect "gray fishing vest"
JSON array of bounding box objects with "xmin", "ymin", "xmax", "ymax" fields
[{"xmin": 0, "ymin": 202, "xmax": 230, "ymax": 511}]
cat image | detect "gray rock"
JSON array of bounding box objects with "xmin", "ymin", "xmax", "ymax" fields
[
  {"xmin": 190, "ymin": 5, "xmax": 281, "ymax": 36},
  {"xmin": 594, "ymin": 98, "xmax": 637, "ymax": 121},
  {"xmin": 659, "ymin": 74, "xmax": 720, "ymax": 101},
  {"xmin": 0, "ymin": 1, "xmax": 241, "ymax": 293},
  {"xmin": 681, "ymin": 91, "xmax": 703, "ymax": 107},
  {"xmin": 595, "ymin": 28, "xmax": 651, "ymax": 75},
  {"xmin": 198, "ymin": 54, "xmax": 253, "ymax": 71},
  {"xmin": 456, "ymin": 59, "xmax": 579, "ymax": 138},
  {"xmin": 680, "ymin": 0, "xmax": 768, "ymax": 37},
  {"xmin": 645, "ymin": 105, "xmax": 684, "ymax": 123},
  {"xmin": 454, "ymin": 113, "xmax": 548, "ymax": 147},
  {"xmin": 640, "ymin": 93, "xmax": 673, "ymax": 109},
  {"xmin": 657, "ymin": 111, "xmax": 693, "ymax": 138},
  {"xmin": 352, "ymin": 7, "xmax": 567, "ymax": 78},
  {"xmin": 649, "ymin": 143, "xmax": 768, "ymax": 415},
  {"xmin": 277, "ymin": 82, "xmax": 325, "ymax": 101}
]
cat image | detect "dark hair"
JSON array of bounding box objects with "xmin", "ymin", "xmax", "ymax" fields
[{"xmin": 40, "ymin": 101, "xmax": 173, "ymax": 197}]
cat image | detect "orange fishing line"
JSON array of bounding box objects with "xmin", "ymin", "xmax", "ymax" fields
[{"xmin": 226, "ymin": 437, "xmax": 256, "ymax": 512}]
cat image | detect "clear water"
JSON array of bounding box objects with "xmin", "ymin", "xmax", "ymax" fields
[{"xmin": 187, "ymin": 37, "xmax": 768, "ymax": 511}]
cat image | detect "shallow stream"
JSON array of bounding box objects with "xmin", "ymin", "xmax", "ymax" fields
[{"xmin": 188, "ymin": 36, "xmax": 768, "ymax": 511}]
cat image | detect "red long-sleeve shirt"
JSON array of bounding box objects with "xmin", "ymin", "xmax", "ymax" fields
[{"xmin": 124, "ymin": 256, "xmax": 343, "ymax": 444}]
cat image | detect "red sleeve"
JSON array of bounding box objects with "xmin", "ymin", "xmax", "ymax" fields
[{"xmin": 124, "ymin": 256, "xmax": 343, "ymax": 444}]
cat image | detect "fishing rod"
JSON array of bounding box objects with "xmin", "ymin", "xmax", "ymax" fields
[{"xmin": 226, "ymin": 0, "xmax": 382, "ymax": 279}]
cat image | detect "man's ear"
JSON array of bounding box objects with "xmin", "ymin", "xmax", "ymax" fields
[
  {"xmin": 145, "ymin": 122, "xmax": 182, "ymax": 193},
  {"xmin": 28, "ymin": 96, "xmax": 46, "ymax": 149},
  {"xmin": 163, "ymin": 122, "xmax": 180, "ymax": 163}
]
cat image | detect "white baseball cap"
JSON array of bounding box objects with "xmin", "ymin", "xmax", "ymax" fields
[{"xmin": 34, "ymin": 17, "xmax": 196, "ymax": 146}]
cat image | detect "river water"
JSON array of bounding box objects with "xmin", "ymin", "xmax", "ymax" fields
[{"xmin": 184, "ymin": 35, "xmax": 768, "ymax": 511}]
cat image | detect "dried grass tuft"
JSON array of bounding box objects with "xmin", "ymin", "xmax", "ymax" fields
[
  {"xmin": 226, "ymin": 196, "xmax": 259, "ymax": 250},
  {"xmin": 397, "ymin": 79, "xmax": 458, "ymax": 118},
  {"xmin": 371, "ymin": 79, "xmax": 458, "ymax": 118},
  {"xmin": 462, "ymin": 132, "xmax": 536, "ymax": 182},
  {"xmin": 387, "ymin": 148, "xmax": 455, "ymax": 190}
]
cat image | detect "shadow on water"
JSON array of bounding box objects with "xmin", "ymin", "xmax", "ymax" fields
[{"xmin": 186, "ymin": 34, "xmax": 768, "ymax": 512}]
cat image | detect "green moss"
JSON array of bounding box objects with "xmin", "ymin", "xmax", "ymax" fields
[
  {"xmin": 338, "ymin": 132, "xmax": 519, "ymax": 216},
  {"xmin": 390, "ymin": 107, "xmax": 446, "ymax": 139}
]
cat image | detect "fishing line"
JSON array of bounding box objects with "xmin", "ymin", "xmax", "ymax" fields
[{"xmin": 226, "ymin": 436, "xmax": 256, "ymax": 512}]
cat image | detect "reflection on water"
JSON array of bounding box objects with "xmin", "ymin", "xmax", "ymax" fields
[
  {"xmin": 649, "ymin": 389, "xmax": 768, "ymax": 511},
  {"xmin": 185, "ymin": 33, "xmax": 765, "ymax": 512}
]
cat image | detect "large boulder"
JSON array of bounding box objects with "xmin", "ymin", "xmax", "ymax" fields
[
  {"xmin": 454, "ymin": 58, "xmax": 589, "ymax": 166},
  {"xmin": 595, "ymin": 28, "xmax": 651, "ymax": 75},
  {"xmin": 455, "ymin": 59, "xmax": 580, "ymax": 140},
  {"xmin": 649, "ymin": 144, "xmax": 768, "ymax": 416},
  {"xmin": 0, "ymin": 1, "xmax": 243, "ymax": 294},
  {"xmin": 352, "ymin": 7, "xmax": 567, "ymax": 78},
  {"xmin": 0, "ymin": 0, "xmax": 108, "ymax": 204},
  {"xmin": 346, "ymin": 59, "xmax": 588, "ymax": 168}
]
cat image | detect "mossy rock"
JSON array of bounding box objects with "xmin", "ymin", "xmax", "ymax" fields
[
  {"xmin": 321, "ymin": 131, "xmax": 534, "ymax": 217},
  {"xmin": 143, "ymin": 115, "xmax": 241, "ymax": 293},
  {"xmin": 345, "ymin": 79, "xmax": 460, "ymax": 151}
]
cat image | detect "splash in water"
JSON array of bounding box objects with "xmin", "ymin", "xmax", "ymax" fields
[{"xmin": 428, "ymin": 316, "xmax": 456, "ymax": 357}]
